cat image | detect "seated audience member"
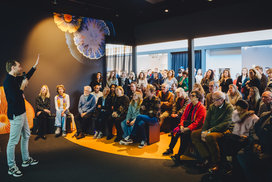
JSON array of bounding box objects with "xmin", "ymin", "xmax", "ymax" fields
[
  {"xmin": 35, "ymin": 85, "xmax": 51, "ymax": 140},
  {"xmin": 127, "ymin": 82, "xmax": 137, "ymax": 100},
  {"xmin": 193, "ymin": 83, "xmax": 205, "ymax": 104},
  {"xmin": 246, "ymin": 86, "xmax": 261, "ymax": 114},
  {"xmin": 90, "ymin": 72, "xmax": 103, "ymax": 91},
  {"xmin": 227, "ymin": 84, "xmax": 242, "ymax": 107},
  {"xmin": 191, "ymin": 91, "xmax": 233, "ymax": 171},
  {"xmin": 164, "ymin": 70, "xmax": 178, "ymax": 89},
  {"xmin": 127, "ymin": 72, "xmax": 136, "ymax": 84},
  {"xmin": 158, "ymin": 83, "xmax": 174, "ymax": 130},
  {"xmin": 55, "ymin": 85, "xmax": 70, "ymax": 137},
  {"xmin": 107, "ymin": 71, "xmax": 118, "ymax": 87},
  {"xmin": 168, "ymin": 88, "xmax": 190, "ymax": 131},
  {"xmin": 120, "ymin": 84, "xmax": 161, "ymax": 148},
  {"xmin": 201, "ymin": 69, "xmax": 215, "ymax": 94},
  {"xmin": 219, "ymin": 100, "xmax": 258, "ymax": 167},
  {"xmin": 118, "ymin": 71, "xmax": 130, "ymax": 95},
  {"xmin": 205, "ymin": 81, "xmax": 219, "ymax": 110},
  {"xmin": 178, "ymin": 71, "xmax": 189, "ymax": 92},
  {"xmin": 257, "ymin": 91, "xmax": 272, "ymax": 117},
  {"xmin": 74, "ymin": 86, "xmax": 96, "ymax": 139},
  {"xmin": 108, "ymin": 84, "xmax": 117, "ymax": 108},
  {"xmin": 237, "ymin": 102, "xmax": 272, "ymax": 182},
  {"xmin": 244, "ymin": 69, "xmax": 261, "ymax": 98},
  {"xmin": 163, "ymin": 91, "xmax": 206, "ymax": 162},
  {"xmin": 148, "ymin": 72, "xmax": 162, "ymax": 85},
  {"xmin": 94, "ymin": 87, "xmax": 111, "ymax": 139},
  {"xmin": 255, "ymin": 66, "xmax": 268, "ymax": 95},
  {"xmin": 170, "ymin": 83, "xmax": 178, "ymax": 95},
  {"xmin": 120, "ymin": 91, "xmax": 143, "ymax": 143},
  {"xmin": 219, "ymin": 69, "xmax": 233, "ymax": 93},
  {"xmin": 176, "ymin": 70, "xmax": 183, "ymax": 84},
  {"xmin": 107, "ymin": 86, "xmax": 130, "ymax": 141},
  {"xmin": 91, "ymin": 84, "xmax": 103, "ymax": 103},
  {"xmin": 267, "ymin": 68, "xmax": 272, "ymax": 87},
  {"xmin": 137, "ymin": 71, "xmax": 148, "ymax": 88}
]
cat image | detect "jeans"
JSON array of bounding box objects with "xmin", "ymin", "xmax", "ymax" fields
[
  {"xmin": 131, "ymin": 114, "xmax": 158, "ymax": 142},
  {"xmin": 7, "ymin": 112, "xmax": 30, "ymax": 167},
  {"xmin": 121, "ymin": 119, "xmax": 134, "ymax": 138},
  {"xmin": 55, "ymin": 109, "xmax": 67, "ymax": 131}
]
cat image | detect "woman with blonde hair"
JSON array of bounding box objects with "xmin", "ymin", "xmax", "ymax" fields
[
  {"xmin": 54, "ymin": 84, "xmax": 70, "ymax": 137},
  {"xmin": 246, "ymin": 86, "xmax": 261, "ymax": 114},
  {"xmin": 120, "ymin": 91, "xmax": 143, "ymax": 142},
  {"xmin": 227, "ymin": 84, "xmax": 242, "ymax": 106},
  {"xmin": 220, "ymin": 69, "xmax": 233, "ymax": 93},
  {"xmin": 35, "ymin": 85, "xmax": 51, "ymax": 140}
]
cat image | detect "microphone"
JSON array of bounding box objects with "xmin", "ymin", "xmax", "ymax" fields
[{"xmin": 22, "ymin": 72, "xmax": 26, "ymax": 79}]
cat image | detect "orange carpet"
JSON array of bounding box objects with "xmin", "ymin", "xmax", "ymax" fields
[{"xmin": 65, "ymin": 131, "xmax": 195, "ymax": 160}]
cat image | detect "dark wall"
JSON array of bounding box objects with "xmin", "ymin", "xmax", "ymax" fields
[
  {"xmin": 0, "ymin": 1, "xmax": 103, "ymax": 114},
  {"xmin": 134, "ymin": 1, "xmax": 272, "ymax": 45}
]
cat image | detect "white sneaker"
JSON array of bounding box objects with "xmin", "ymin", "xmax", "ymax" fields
[
  {"xmin": 138, "ymin": 140, "xmax": 147, "ymax": 149},
  {"xmin": 55, "ymin": 127, "xmax": 61, "ymax": 135},
  {"xmin": 97, "ymin": 132, "xmax": 103, "ymax": 139},
  {"xmin": 8, "ymin": 165, "xmax": 23, "ymax": 177},
  {"xmin": 62, "ymin": 131, "xmax": 67, "ymax": 137},
  {"xmin": 119, "ymin": 138, "xmax": 133, "ymax": 145},
  {"xmin": 93, "ymin": 131, "xmax": 99, "ymax": 139},
  {"xmin": 22, "ymin": 157, "xmax": 39, "ymax": 167}
]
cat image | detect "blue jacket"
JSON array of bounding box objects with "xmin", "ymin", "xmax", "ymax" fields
[{"xmin": 78, "ymin": 94, "xmax": 96, "ymax": 114}]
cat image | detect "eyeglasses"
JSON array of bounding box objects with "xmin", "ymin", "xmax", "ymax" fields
[
  {"xmin": 212, "ymin": 97, "xmax": 222, "ymax": 102},
  {"xmin": 190, "ymin": 94, "xmax": 197, "ymax": 98}
]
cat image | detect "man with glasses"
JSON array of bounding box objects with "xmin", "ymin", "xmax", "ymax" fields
[
  {"xmin": 257, "ymin": 91, "xmax": 272, "ymax": 117},
  {"xmin": 205, "ymin": 81, "xmax": 219, "ymax": 110},
  {"xmin": 191, "ymin": 91, "xmax": 234, "ymax": 172}
]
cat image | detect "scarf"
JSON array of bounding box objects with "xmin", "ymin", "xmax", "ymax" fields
[{"xmin": 57, "ymin": 93, "xmax": 66, "ymax": 109}]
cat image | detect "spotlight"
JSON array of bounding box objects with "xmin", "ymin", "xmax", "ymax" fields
[
  {"xmin": 207, "ymin": 0, "xmax": 213, "ymax": 2},
  {"xmin": 52, "ymin": 0, "xmax": 57, "ymax": 5},
  {"xmin": 164, "ymin": 9, "xmax": 169, "ymax": 13}
]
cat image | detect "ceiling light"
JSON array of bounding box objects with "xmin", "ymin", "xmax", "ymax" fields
[
  {"xmin": 164, "ymin": 9, "xmax": 169, "ymax": 13},
  {"xmin": 207, "ymin": 0, "xmax": 213, "ymax": 2}
]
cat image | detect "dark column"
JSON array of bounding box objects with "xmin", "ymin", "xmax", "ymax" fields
[
  {"xmin": 188, "ymin": 38, "xmax": 195, "ymax": 92},
  {"xmin": 103, "ymin": 55, "xmax": 107, "ymax": 88},
  {"xmin": 132, "ymin": 45, "xmax": 137, "ymax": 76}
]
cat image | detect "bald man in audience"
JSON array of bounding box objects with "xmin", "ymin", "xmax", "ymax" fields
[
  {"xmin": 257, "ymin": 91, "xmax": 272, "ymax": 117},
  {"xmin": 191, "ymin": 91, "xmax": 234, "ymax": 172}
]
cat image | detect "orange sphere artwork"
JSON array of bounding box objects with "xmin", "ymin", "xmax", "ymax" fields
[{"xmin": 0, "ymin": 86, "xmax": 34, "ymax": 134}]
